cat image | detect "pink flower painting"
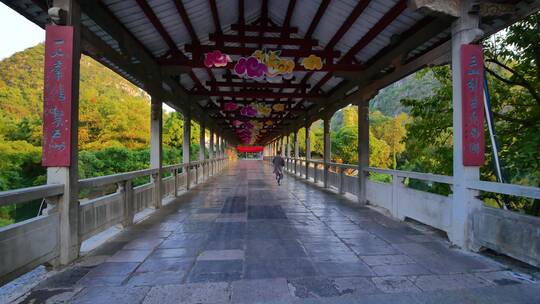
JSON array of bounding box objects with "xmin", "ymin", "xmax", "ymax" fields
[
  {"xmin": 223, "ymin": 102, "xmax": 238, "ymax": 112},
  {"xmin": 243, "ymin": 121, "xmax": 254, "ymax": 129},
  {"xmin": 240, "ymin": 105, "xmax": 257, "ymax": 117},
  {"xmin": 232, "ymin": 120, "xmax": 243, "ymax": 128},
  {"xmin": 234, "ymin": 56, "xmax": 267, "ymax": 79},
  {"xmin": 204, "ymin": 50, "xmax": 231, "ymax": 68}
]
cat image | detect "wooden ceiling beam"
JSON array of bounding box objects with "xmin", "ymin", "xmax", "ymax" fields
[
  {"xmin": 305, "ymin": 0, "xmax": 331, "ymax": 38},
  {"xmin": 174, "ymin": 0, "xmax": 199, "ymax": 44},
  {"xmin": 81, "ymin": 2, "xmax": 236, "ymax": 141},
  {"xmin": 206, "ymin": 80, "xmax": 310, "ymax": 89},
  {"xmin": 159, "ymin": 62, "xmax": 363, "ymax": 75},
  {"xmin": 184, "ymin": 44, "xmax": 340, "ymax": 58},
  {"xmin": 282, "ymin": 0, "xmax": 297, "ymax": 37},
  {"xmin": 192, "ymin": 91, "xmax": 326, "ymax": 100},
  {"xmin": 310, "ymin": 0, "xmax": 406, "ymax": 95},
  {"xmin": 209, "ymin": 0, "xmax": 222, "ymax": 34},
  {"xmin": 231, "ymin": 24, "xmax": 298, "ymax": 34},
  {"xmin": 208, "ymin": 33, "xmax": 318, "ymax": 47}
]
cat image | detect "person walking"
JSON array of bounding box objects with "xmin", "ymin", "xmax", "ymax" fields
[{"xmin": 272, "ymin": 151, "xmax": 285, "ymax": 185}]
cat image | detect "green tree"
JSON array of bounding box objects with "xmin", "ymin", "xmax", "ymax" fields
[{"xmin": 401, "ymin": 12, "xmax": 540, "ymax": 212}]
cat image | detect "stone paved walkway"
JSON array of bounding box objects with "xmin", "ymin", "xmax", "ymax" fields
[{"xmin": 13, "ymin": 161, "xmax": 540, "ymax": 303}]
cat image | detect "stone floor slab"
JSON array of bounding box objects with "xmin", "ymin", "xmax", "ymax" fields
[
  {"xmin": 371, "ymin": 276, "xmax": 421, "ymax": 294},
  {"xmin": 107, "ymin": 249, "xmax": 152, "ymax": 263},
  {"xmin": 142, "ymin": 283, "xmax": 229, "ymax": 304},
  {"xmin": 231, "ymin": 278, "xmax": 292, "ymax": 304},
  {"xmin": 198, "ymin": 249, "xmax": 245, "ymax": 261},
  {"xmin": 72, "ymin": 286, "xmax": 149, "ymax": 304}
]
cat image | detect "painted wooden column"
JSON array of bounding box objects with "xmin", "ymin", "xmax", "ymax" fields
[
  {"xmin": 183, "ymin": 109, "xmax": 191, "ymax": 189},
  {"xmin": 450, "ymin": 0, "xmax": 483, "ymax": 249},
  {"xmin": 150, "ymin": 95, "xmax": 163, "ymax": 209},
  {"xmin": 323, "ymin": 116, "xmax": 331, "ymax": 188},
  {"xmin": 358, "ymin": 100, "xmax": 369, "ymax": 205},
  {"xmin": 46, "ymin": 0, "xmax": 81, "ymax": 265},
  {"xmin": 281, "ymin": 137, "xmax": 286, "ymax": 157},
  {"xmin": 305, "ymin": 122, "xmax": 311, "ymax": 180}
]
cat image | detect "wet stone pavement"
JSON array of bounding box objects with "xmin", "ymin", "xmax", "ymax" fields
[{"xmin": 13, "ymin": 161, "xmax": 540, "ymax": 303}]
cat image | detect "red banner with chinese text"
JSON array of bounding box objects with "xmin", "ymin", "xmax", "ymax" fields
[
  {"xmin": 42, "ymin": 25, "xmax": 73, "ymax": 167},
  {"xmin": 460, "ymin": 44, "xmax": 485, "ymax": 166},
  {"xmin": 237, "ymin": 146, "xmax": 264, "ymax": 153}
]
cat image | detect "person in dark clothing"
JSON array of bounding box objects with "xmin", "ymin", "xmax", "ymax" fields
[{"xmin": 272, "ymin": 151, "xmax": 285, "ymax": 185}]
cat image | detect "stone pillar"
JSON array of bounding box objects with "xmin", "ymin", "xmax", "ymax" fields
[
  {"xmin": 358, "ymin": 101, "xmax": 369, "ymax": 205},
  {"xmin": 199, "ymin": 122, "xmax": 205, "ymax": 161},
  {"xmin": 150, "ymin": 96, "xmax": 163, "ymax": 209},
  {"xmin": 183, "ymin": 110, "xmax": 191, "ymax": 189},
  {"xmin": 294, "ymin": 131, "xmax": 299, "ymax": 158},
  {"xmin": 47, "ymin": 0, "xmax": 81, "ymax": 266},
  {"xmin": 450, "ymin": 0, "xmax": 483, "ymax": 249},
  {"xmin": 286, "ymin": 135, "xmax": 291, "ymax": 158},
  {"xmin": 323, "ymin": 116, "xmax": 331, "ymax": 188},
  {"xmin": 305, "ymin": 123, "xmax": 311, "ymax": 179}
]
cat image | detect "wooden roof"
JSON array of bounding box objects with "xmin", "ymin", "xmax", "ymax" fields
[{"xmin": 3, "ymin": 0, "xmax": 540, "ymax": 144}]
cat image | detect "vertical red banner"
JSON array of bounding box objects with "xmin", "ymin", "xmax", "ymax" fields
[
  {"xmin": 42, "ymin": 25, "xmax": 74, "ymax": 167},
  {"xmin": 460, "ymin": 44, "xmax": 485, "ymax": 166}
]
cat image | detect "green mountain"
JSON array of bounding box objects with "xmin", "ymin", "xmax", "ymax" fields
[
  {"xmin": 369, "ymin": 71, "xmax": 440, "ymax": 116},
  {"xmin": 0, "ymin": 44, "xmax": 152, "ymax": 150}
]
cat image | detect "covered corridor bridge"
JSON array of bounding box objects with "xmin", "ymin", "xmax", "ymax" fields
[{"xmin": 2, "ymin": 0, "xmax": 540, "ymax": 302}]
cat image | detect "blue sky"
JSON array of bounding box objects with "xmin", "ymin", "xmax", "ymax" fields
[{"xmin": 0, "ymin": 3, "xmax": 44, "ymax": 60}]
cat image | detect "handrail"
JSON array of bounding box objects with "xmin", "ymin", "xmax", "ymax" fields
[
  {"xmin": 469, "ymin": 180, "xmax": 540, "ymax": 200},
  {"xmin": 79, "ymin": 157, "xmax": 228, "ymax": 189},
  {"xmin": 364, "ymin": 167, "xmax": 453, "ymax": 184},
  {"xmin": 79, "ymin": 168, "xmax": 158, "ymax": 189},
  {"xmin": 0, "ymin": 184, "xmax": 64, "ymax": 207}
]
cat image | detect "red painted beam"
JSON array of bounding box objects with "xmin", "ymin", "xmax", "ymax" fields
[
  {"xmin": 174, "ymin": 0, "xmax": 199, "ymax": 43},
  {"xmin": 184, "ymin": 45, "xmax": 340, "ymax": 59},
  {"xmin": 135, "ymin": 0, "xmax": 182, "ymax": 58},
  {"xmin": 192, "ymin": 91, "xmax": 325, "ymax": 100},
  {"xmin": 310, "ymin": 0, "xmax": 407, "ymax": 94},
  {"xmin": 326, "ymin": 0, "xmax": 371, "ymax": 49},
  {"xmin": 207, "ymin": 80, "xmax": 311, "ymax": 89},
  {"xmin": 341, "ymin": 0, "xmax": 407, "ymax": 62},
  {"xmin": 209, "ymin": 33, "xmax": 318, "ymax": 47},
  {"xmin": 159, "ymin": 59, "xmax": 363, "ymax": 72},
  {"xmin": 305, "ymin": 0, "xmax": 331, "ymax": 38},
  {"xmin": 208, "ymin": 0, "xmax": 222, "ymax": 33},
  {"xmin": 231, "ymin": 24, "xmax": 299, "ymax": 34},
  {"xmin": 282, "ymin": 0, "xmax": 297, "ymax": 37}
]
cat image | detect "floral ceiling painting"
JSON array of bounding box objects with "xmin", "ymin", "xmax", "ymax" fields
[{"xmin": 203, "ymin": 49, "xmax": 323, "ymax": 144}]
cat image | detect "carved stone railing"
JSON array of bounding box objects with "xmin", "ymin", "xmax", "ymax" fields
[
  {"xmin": 0, "ymin": 157, "xmax": 229, "ymax": 285},
  {"xmin": 265, "ymin": 156, "xmax": 540, "ymax": 268}
]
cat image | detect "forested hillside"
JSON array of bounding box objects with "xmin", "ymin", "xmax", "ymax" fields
[{"xmin": 0, "ymin": 44, "xmax": 200, "ymax": 225}]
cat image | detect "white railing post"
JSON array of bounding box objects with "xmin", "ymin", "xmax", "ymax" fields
[
  {"xmin": 195, "ymin": 163, "xmax": 199, "ymax": 184},
  {"xmin": 323, "ymin": 117, "xmax": 331, "ymax": 188},
  {"xmin": 151, "ymin": 172, "xmax": 162, "ymax": 207},
  {"xmin": 339, "ymin": 166, "xmax": 346, "ymax": 195},
  {"xmin": 313, "ymin": 163, "xmax": 318, "ymax": 183},
  {"xmin": 120, "ymin": 179, "xmax": 134, "ymax": 227},
  {"xmin": 187, "ymin": 165, "xmax": 192, "ymax": 189},
  {"xmin": 174, "ymin": 168, "xmax": 179, "ymax": 197},
  {"xmin": 391, "ymin": 173, "xmax": 404, "ymax": 220}
]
